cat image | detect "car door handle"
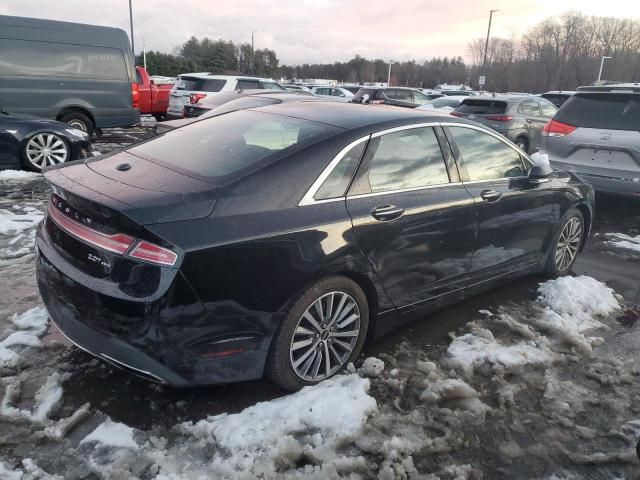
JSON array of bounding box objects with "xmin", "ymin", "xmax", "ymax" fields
[
  {"xmin": 480, "ymin": 189, "xmax": 503, "ymax": 202},
  {"xmin": 371, "ymin": 204, "xmax": 405, "ymax": 221}
]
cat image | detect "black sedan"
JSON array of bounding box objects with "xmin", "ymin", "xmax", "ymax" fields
[
  {"xmin": 0, "ymin": 111, "xmax": 92, "ymax": 172},
  {"xmin": 35, "ymin": 103, "xmax": 594, "ymax": 391}
]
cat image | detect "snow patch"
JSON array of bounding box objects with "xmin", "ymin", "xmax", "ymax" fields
[
  {"xmin": 0, "ymin": 170, "xmax": 41, "ymax": 182},
  {"xmin": 605, "ymin": 232, "xmax": 640, "ymax": 253},
  {"xmin": 0, "ymin": 208, "xmax": 43, "ymax": 236},
  {"xmin": 81, "ymin": 418, "xmax": 139, "ymax": 450},
  {"xmin": 360, "ymin": 357, "xmax": 385, "ymax": 377},
  {"xmin": 1, "ymin": 372, "xmax": 67, "ymax": 423}
]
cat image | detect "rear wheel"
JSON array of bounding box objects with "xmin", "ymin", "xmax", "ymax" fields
[
  {"xmin": 515, "ymin": 136, "xmax": 529, "ymax": 153},
  {"xmin": 21, "ymin": 133, "xmax": 69, "ymax": 172},
  {"xmin": 59, "ymin": 112, "xmax": 94, "ymax": 138},
  {"xmin": 266, "ymin": 276, "xmax": 369, "ymax": 391},
  {"xmin": 544, "ymin": 209, "xmax": 584, "ymax": 277}
]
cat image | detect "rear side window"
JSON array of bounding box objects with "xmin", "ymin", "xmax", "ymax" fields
[
  {"xmin": 177, "ymin": 77, "xmax": 226, "ymax": 92},
  {"xmin": 518, "ymin": 100, "xmax": 541, "ymax": 116},
  {"xmin": 556, "ymin": 93, "xmax": 640, "ymax": 131},
  {"xmin": 129, "ymin": 111, "xmax": 339, "ymax": 179},
  {"xmin": 456, "ymin": 100, "xmax": 507, "ymax": 114},
  {"xmin": 366, "ymin": 127, "xmax": 449, "ymax": 192},
  {"xmin": 315, "ymin": 142, "xmax": 366, "ymax": 200},
  {"xmin": 0, "ymin": 38, "xmax": 128, "ymax": 80},
  {"xmin": 449, "ymin": 127, "xmax": 526, "ymax": 181},
  {"xmin": 539, "ymin": 99, "xmax": 558, "ymax": 117},
  {"xmin": 237, "ymin": 79, "xmax": 260, "ymax": 90}
]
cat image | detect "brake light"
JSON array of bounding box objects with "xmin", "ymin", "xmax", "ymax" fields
[
  {"xmin": 542, "ymin": 119, "xmax": 576, "ymax": 137},
  {"xmin": 49, "ymin": 201, "xmax": 134, "ymax": 255},
  {"xmin": 131, "ymin": 83, "xmax": 139, "ymax": 109},
  {"xmin": 450, "ymin": 111, "xmax": 463, "ymax": 117},
  {"xmin": 486, "ymin": 115, "xmax": 513, "ymax": 122},
  {"xmin": 190, "ymin": 93, "xmax": 207, "ymax": 104},
  {"xmin": 128, "ymin": 241, "xmax": 178, "ymax": 266}
]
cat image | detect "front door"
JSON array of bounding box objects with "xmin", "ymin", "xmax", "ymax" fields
[
  {"xmin": 443, "ymin": 124, "xmax": 557, "ymax": 281},
  {"xmin": 346, "ymin": 125, "xmax": 476, "ymax": 311}
]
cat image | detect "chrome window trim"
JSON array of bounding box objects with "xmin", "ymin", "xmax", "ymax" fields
[
  {"xmin": 298, "ymin": 135, "xmax": 370, "ymax": 206},
  {"xmin": 297, "ymin": 120, "xmax": 534, "ymax": 207}
]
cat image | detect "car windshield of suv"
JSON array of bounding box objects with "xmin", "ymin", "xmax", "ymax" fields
[
  {"xmin": 176, "ymin": 77, "xmax": 226, "ymax": 92},
  {"xmin": 129, "ymin": 110, "xmax": 339, "ymax": 180},
  {"xmin": 456, "ymin": 100, "xmax": 508, "ymax": 114},
  {"xmin": 555, "ymin": 93, "xmax": 640, "ymax": 131}
]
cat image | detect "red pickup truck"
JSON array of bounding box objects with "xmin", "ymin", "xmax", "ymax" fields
[{"xmin": 135, "ymin": 66, "xmax": 173, "ymax": 120}]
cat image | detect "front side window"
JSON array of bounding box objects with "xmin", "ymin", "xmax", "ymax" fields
[
  {"xmin": 261, "ymin": 81, "xmax": 285, "ymax": 90},
  {"xmin": 449, "ymin": 127, "xmax": 526, "ymax": 181},
  {"xmin": 332, "ymin": 89, "xmax": 345, "ymax": 97},
  {"xmin": 315, "ymin": 142, "xmax": 366, "ymax": 200},
  {"xmin": 237, "ymin": 79, "xmax": 260, "ymax": 90},
  {"xmin": 366, "ymin": 127, "xmax": 449, "ymax": 193},
  {"xmin": 412, "ymin": 90, "xmax": 429, "ymax": 104}
]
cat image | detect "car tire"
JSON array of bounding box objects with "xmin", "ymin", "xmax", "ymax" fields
[
  {"xmin": 266, "ymin": 276, "xmax": 369, "ymax": 392},
  {"xmin": 21, "ymin": 133, "xmax": 70, "ymax": 172},
  {"xmin": 59, "ymin": 112, "xmax": 94, "ymax": 138},
  {"xmin": 544, "ymin": 209, "xmax": 584, "ymax": 277},
  {"xmin": 515, "ymin": 136, "xmax": 529, "ymax": 153}
]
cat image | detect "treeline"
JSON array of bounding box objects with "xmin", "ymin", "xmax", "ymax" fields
[
  {"xmin": 138, "ymin": 13, "xmax": 640, "ymax": 93},
  {"xmin": 468, "ymin": 12, "xmax": 640, "ymax": 92},
  {"xmin": 135, "ymin": 36, "xmax": 279, "ymax": 78}
]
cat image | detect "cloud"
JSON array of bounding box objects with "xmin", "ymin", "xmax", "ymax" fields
[{"xmin": 2, "ymin": 0, "xmax": 639, "ymax": 65}]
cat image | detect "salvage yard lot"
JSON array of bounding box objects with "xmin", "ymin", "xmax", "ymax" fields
[{"xmin": 1, "ymin": 126, "xmax": 640, "ymax": 479}]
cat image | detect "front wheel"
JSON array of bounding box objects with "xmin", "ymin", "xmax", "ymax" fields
[
  {"xmin": 266, "ymin": 276, "xmax": 369, "ymax": 391},
  {"xmin": 544, "ymin": 209, "xmax": 584, "ymax": 277}
]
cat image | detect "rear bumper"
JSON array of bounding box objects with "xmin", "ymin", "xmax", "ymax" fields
[
  {"xmin": 550, "ymin": 161, "xmax": 640, "ymax": 197},
  {"xmin": 35, "ymin": 222, "xmax": 271, "ymax": 387}
]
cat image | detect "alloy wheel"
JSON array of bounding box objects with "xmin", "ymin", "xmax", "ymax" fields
[
  {"xmin": 289, "ymin": 291, "xmax": 361, "ymax": 382},
  {"xmin": 25, "ymin": 133, "xmax": 69, "ymax": 170},
  {"xmin": 66, "ymin": 119, "xmax": 87, "ymax": 132},
  {"xmin": 555, "ymin": 217, "xmax": 583, "ymax": 272}
]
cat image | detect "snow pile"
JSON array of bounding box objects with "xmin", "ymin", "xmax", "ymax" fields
[
  {"xmin": 153, "ymin": 374, "xmax": 377, "ymax": 478},
  {"xmin": 530, "ymin": 152, "xmax": 550, "ymax": 166},
  {"xmin": 81, "ymin": 419, "xmax": 139, "ymax": 450},
  {"xmin": 0, "ymin": 208, "xmax": 43, "ymax": 236},
  {"xmin": 605, "ymin": 232, "xmax": 640, "ymax": 253},
  {"xmin": 419, "ymin": 378, "xmax": 490, "ymax": 415},
  {"xmin": 1, "ymin": 372, "xmax": 67, "ymax": 423},
  {"xmin": 359, "ymin": 357, "xmax": 385, "ymax": 377},
  {"xmin": 0, "ymin": 459, "xmax": 62, "ymax": 480},
  {"xmin": 0, "ymin": 308, "xmax": 49, "ymax": 370},
  {"xmin": 0, "ymin": 170, "xmax": 41, "ymax": 183}
]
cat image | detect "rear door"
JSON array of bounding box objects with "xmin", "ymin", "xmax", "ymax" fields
[
  {"xmin": 518, "ymin": 99, "xmax": 546, "ymax": 150},
  {"xmin": 345, "ymin": 125, "xmax": 477, "ymax": 312},
  {"xmin": 443, "ymin": 124, "xmax": 556, "ymax": 281},
  {"xmin": 546, "ymin": 92, "xmax": 640, "ymax": 186}
]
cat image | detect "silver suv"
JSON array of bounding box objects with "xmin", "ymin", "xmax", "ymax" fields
[
  {"xmin": 543, "ymin": 85, "xmax": 640, "ymax": 197},
  {"xmin": 452, "ymin": 95, "xmax": 557, "ymax": 153}
]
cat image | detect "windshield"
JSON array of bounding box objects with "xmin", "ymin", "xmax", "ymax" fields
[
  {"xmin": 456, "ymin": 100, "xmax": 507, "ymax": 114},
  {"xmin": 129, "ymin": 110, "xmax": 339, "ymax": 180}
]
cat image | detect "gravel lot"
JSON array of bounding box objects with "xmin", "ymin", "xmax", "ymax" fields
[{"xmin": 1, "ymin": 123, "xmax": 640, "ymax": 479}]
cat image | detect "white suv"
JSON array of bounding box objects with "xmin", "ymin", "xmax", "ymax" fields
[{"xmin": 167, "ymin": 74, "xmax": 285, "ymax": 118}]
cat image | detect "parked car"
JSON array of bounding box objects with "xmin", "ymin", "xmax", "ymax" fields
[
  {"xmin": 37, "ymin": 102, "xmax": 593, "ymax": 391},
  {"xmin": 0, "ymin": 109, "xmax": 91, "ymax": 172},
  {"xmin": 451, "ymin": 95, "xmax": 557, "ymax": 153},
  {"xmin": 136, "ymin": 67, "xmax": 173, "ymax": 121},
  {"xmin": 439, "ymin": 90, "xmax": 476, "ymax": 97},
  {"xmin": 156, "ymin": 90, "xmax": 318, "ymax": 134},
  {"xmin": 311, "ymin": 86, "xmax": 354, "ymax": 102},
  {"xmin": 0, "ymin": 15, "xmax": 139, "ymax": 137},
  {"xmin": 283, "ymin": 84, "xmax": 312, "ymax": 93},
  {"xmin": 540, "ymin": 91, "xmax": 576, "ymax": 108},
  {"xmin": 543, "ymin": 84, "xmax": 640, "ymax": 197},
  {"xmin": 352, "ymin": 87, "xmax": 431, "ymax": 108},
  {"xmin": 167, "ymin": 74, "xmax": 285, "ymax": 119},
  {"xmin": 417, "ymin": 96, "xmax": 467, "ymax": 111}
]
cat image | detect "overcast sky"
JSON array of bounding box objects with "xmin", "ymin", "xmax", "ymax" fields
[{"xmin": 2, "ymin": 1, "xmax": 639, "ymax": 65}]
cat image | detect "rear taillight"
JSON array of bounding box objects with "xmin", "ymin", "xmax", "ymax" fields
[
  {"xmin": 542, "ymin": 119, "xmax": 576, "ymax": 137},
  {"xmin": 450, "ymin": 111, "xmax": 463, "ymax": 117},
  {"xmin": 190, "ymin": 93, "xmax": 207, "ymax": 104},
  {"xmin": 131, "ymin": 83, "xmax": 139, "ymax": 109},
  {"xmin": 48, "ymin": 199, "xmax": 177, "ymax": 267},
  {"xmin": 486, "ymin": 115, "xmax": 513, "ymax": 122},
  {"xmin": 128, "ymin": 241, "xmax": 177, "ymax": 266}
]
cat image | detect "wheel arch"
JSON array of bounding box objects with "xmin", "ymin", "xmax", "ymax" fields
[
  {"xmin": 574, "ymin": 202, "xmax": 592, "ymax": 251},
  {"xmin": 56, "ymin": 106, "xmax": 95, "ymax": 128}
]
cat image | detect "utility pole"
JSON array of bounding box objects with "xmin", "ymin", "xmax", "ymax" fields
[
  {"xmin": 481, "ymin": 9, "xmax": 498, "ymax": 93},
  {"xmin": 251, "ymin": 30, "xmax": 258, "ymax": 75},
  {"xmin": 128, "ymin": 0, "xmax": 134, "ymax": 55},
  {"xmin": 597, "ymin": 56, "xmax": 612, "ymax": 83},
  {"xmin": 143, "ymin": 39, "xmax": 147, "ymax": 70},
  {"xmin": 387, "ymin": 60, "xmax": 394, "ymax": 86}
]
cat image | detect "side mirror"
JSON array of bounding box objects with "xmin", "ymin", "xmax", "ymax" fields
[{"xmin": 528, "ymin": 164, "xmax": 553, "ymax": 184}]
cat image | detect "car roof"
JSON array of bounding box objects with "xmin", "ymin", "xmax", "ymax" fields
[
  {"xmin": 198, "ymin": 89, "xmax": 315, "ymax": 106},
  {"xmin": 461, "ymin": 95, "xmax": 527, "ymax": 102},
  {"xmin": 178, "ymin": 73, "xmax": 276, "ymax": 81},
  {"xmin": 542, "ymin": 91, "xmax": 576, "ymax": 95},
  {"xmin": 577, "ymin": 84, "xmax": 640, "ymax": 93},
  {"xmin": 250, "ymin": 101, "xmax": 467, "ymax": 129}
]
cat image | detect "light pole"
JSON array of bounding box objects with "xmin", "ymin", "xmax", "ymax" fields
[
  {"xmin": 387, "ymin": 60, "xmax": 394, "ymax": 86},
  {"xmin": 481, "ymin": 9, "xmax": 498, "ymax": 93},
  {"xmin": 597, "ymin": 56, "xmax": 612, "ymax": 83},
  {"xmin": 251, "ymin": 30, "xmax": 258, "ymax": 75},
  {"xmin": 128, "ymin": 0, "xmax": 134, "ymax": 55}
]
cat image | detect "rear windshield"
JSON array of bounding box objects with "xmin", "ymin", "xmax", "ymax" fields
[
  {"xmin": 176, "ymin": 77, "xmax": 226, "ymax": 92},
  {"xmin": 555, "ymin": 93, "xmax": 640, "ymax": 131},
  {"xmin": 456, "ymin": 100, "xmax": 507, "ymax": 114},
  {"xmin": 129, "ymin": 110, "xmax": 339, "ymax": 180}
]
